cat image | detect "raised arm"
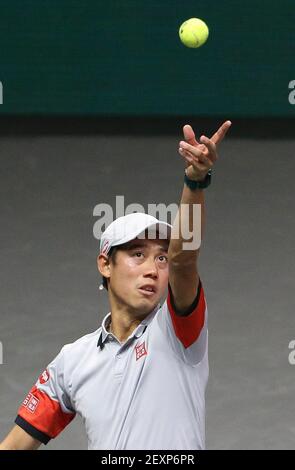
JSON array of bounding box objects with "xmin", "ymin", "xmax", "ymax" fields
[
  {"xmin": 168, "ymin": 121, "xmax": 231, "ymax": 314},
  {"xmin": 0, "ymin": 425, "xmax": 41, "ymax": 450}
]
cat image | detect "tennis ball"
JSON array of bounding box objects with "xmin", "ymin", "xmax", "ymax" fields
[{"xmin": 179, "ymin": 18, "xmax": 209, "ymax": 48}]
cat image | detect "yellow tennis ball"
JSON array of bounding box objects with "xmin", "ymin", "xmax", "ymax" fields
[{"xmin": 179, "ymin": 18, "xmax": 209, "ymax": 48}]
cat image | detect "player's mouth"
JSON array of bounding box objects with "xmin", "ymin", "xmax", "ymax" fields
[{"xmin": 138, "ymin": 284, "xmax": 157, "ymax": 296}]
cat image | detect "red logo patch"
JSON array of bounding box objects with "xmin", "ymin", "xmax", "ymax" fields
[
  {"xmin": 22, "ymin": 393, "xmax": 39, "ymax": 413},
  {"xmin": 135, "ymin": 341, "xmax": 148, "ymax": 361},
  {"xmin": 39, "ymin": 369, "xmax": 50, "ymax": 384}
]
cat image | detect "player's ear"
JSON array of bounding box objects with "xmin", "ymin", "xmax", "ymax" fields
[{"xmin": 97, "ymin": 253, "xmax": 111, "ymax": 279}]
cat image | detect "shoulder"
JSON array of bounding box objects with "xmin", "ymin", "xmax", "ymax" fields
[{"xmin": 57, "ymin": 327, "xmax": 102, "ymax": 365}]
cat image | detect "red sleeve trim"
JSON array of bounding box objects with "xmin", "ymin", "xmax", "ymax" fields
[
  {"xmin": 167, "ymin": 280, "xmax": 206, "ymax": 348},
  {"xmin": 17, "ymin": 385, "xmax": 75, "ymax": 438}
]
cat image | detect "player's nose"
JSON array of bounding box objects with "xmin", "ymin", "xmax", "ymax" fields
[{"xmin": 143, "ymin": 259, "xmax": 158, "ymax": 280}]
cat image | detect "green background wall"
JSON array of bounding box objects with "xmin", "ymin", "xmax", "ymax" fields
[{"xmin": 0, "ymin": 0, "xmax": 294, "ymax": 116}]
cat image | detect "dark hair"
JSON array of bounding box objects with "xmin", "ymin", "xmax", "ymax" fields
[{"xmin": 102, "ymin": 247, "xmax": 118, "ymax": 291}]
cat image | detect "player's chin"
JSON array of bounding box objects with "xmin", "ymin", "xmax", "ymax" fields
[{"xmin": 135, "ymin": 290, "xmax": 160, "ymax": 310}]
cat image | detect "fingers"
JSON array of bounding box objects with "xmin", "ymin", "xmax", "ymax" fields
[
  {"xmin": 179, "ymin": 120, "xmax": 232, "ymax": 173},
  {"xmin": 179, "ymin": 149, "xmax": 209, "ymax": 172},
  {"xmin": 199, "ymin": 135, "xmax": 217, "ymax": 163},
  {"xmin": 179, "ymin": 145, "xmax": 213, "ymax": 169},
  {"xmin": 211, "ymin": 120, "xmax": 232, "ymax": 145},
  {"xmin": 179, "ymin": 149, "xmax": 194, "ymax": 166},
  {"xmin": 179, "ymin": 151, "xmax": 190, "ymax": 169},
  {"xmin": 179, "ymin": 141, "xmax": 214, "ymax": 167}
]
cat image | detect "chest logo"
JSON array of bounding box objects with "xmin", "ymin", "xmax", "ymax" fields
[{"xmin": 135, "ymin": 341, "xmax": 148, "ymax": 361}]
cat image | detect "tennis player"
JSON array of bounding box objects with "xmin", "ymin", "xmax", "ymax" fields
[{"xmin": 0, "ymin": 121, "xmax": 231, "ymax": 450}]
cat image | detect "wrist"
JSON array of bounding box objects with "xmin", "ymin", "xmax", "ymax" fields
[{"xmin": 184, "ymin": 169, "xmax": 212, "ymax": 190}]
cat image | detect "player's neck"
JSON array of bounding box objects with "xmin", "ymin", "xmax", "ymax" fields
[
  {"xmin": 107, "ymin": 297, "xmax": 151, "ymax": 343},
  {"xmin": 108, "ymin": 312, "xmax": 142, "ymax": 343}
]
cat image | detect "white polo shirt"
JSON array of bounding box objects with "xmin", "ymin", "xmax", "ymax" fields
[{"xmin": 16, "ymin": 281, "xmax": 208, "ymax": 450}]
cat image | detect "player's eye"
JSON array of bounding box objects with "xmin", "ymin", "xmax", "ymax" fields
[
  {"xmin": 158, "ymin": 255, "xmax": 168, "ymax": 263},
  {"xmin": 133, "ymin": 251, "xmax": 144, "ymax": 258}
]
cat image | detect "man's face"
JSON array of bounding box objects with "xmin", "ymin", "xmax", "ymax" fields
[{"xmin": 107, "ymin": 237, "xmax": 169, "ymax": 316}]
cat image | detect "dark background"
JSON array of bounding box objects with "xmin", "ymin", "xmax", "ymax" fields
[{"xmin": 0, "ymin": 0, "xmax": 294, "ymax": 116}]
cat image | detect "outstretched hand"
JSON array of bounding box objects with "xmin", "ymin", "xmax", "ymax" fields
[{"xmin": 179, "ymin": 120, "xmax": 232, "ymax": 182}]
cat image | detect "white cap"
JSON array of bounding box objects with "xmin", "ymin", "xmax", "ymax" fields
[{"xmin": 100, "ymin": 213, "xmax": 172, "ymax": 255}]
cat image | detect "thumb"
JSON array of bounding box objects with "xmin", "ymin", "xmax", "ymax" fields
[{"xmin": 183, "ymin": 124, "xmax": 199, "ymax": 146}]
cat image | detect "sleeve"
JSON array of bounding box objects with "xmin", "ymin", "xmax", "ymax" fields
[
  {"xmin": 157, "ymin": 278, "xmax": 208, "ymax": 366},
  {"xmin": 15, "ymin": 345, "xmax": 76, "ymax": 445}
]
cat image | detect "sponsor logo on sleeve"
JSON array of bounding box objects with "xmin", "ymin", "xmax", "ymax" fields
[
  {"xmin": 22, "ymin": 393, "xmax": 40, "ymax": 413},
  {"xmin": 39, "ymin": 369, "xmax": 50, "ymax": 384}
]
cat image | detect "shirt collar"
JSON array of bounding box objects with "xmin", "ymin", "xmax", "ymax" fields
[{"xmin": 97, "ymin": 303, "xmax": 161, "ymax": 349}]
